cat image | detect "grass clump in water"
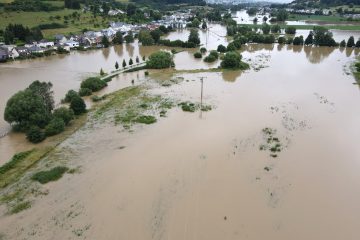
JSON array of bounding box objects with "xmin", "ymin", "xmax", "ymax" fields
[
  {"xmin": 179, "ymin": 102, "xmax": 196, "ymax": 112},
  {"xmin": 0, "ymin": 150, "xmax": 34, "ymax": 175},
  {"xmin": 10, "ymin": 201, "xmax": 31, "ymax": 214},
  {"xmin": 260, "ymin": 127, "xmax": 283, "ymax": 158},
  {"xmin": 31, "ymin": 166, "xmax": 69, "ymax": 184},
  {"xmin": 134, "ymin": 115, "xmax": 157, "ymax": 124}
]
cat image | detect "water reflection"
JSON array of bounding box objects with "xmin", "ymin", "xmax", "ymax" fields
[
  {"xmin": 222, "ymin": 70, "xmax": 242, "ymax": 82},
  {"xmin": 303, "ymin": 46, "xmax": 336, "ymax": 64}
]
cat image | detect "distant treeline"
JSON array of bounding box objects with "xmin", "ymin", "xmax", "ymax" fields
[
  {"xmin": 4, "ymin": 0, "xmax": 63, "ymax": 12},
  {"xmin": 1, "ymin": 24, "xmax": 43, "ymax": 44}
]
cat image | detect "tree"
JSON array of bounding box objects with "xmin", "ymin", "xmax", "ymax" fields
[
  {"xmin": 52, "ymin": 107, "xmax": 74, "ymax": 125},
  {"xmin": 124, "ymin": 31, "xmax": 134, "ymax": 43},
  {"xmin": 28, "ymin": 81, "xmax": 54, "ymax": 114},
  {"xmin": 271, "ymin": 24, "xmax": 281, "ymax": 33},
  {"xmin": 122, "ymin": 59, "xmax": 127, "ymax": 68},
  {"xmin": 138, "ymin": 30, "xmax": 154, "ymax": 46},
  {"xmin": 285, "ymin": 26, "xmax": 296, "ymax": 34},
  {"xmin": 278, "ymin": 36, "xmax": 286, "ymax": 44},
  {"xmin": 292, "ymin": 36, "xmax": 304, "ymax": 45},
  {"xmin": 5, "ymin": 82, "xmax": 54, "ymax": 130},
  {"xmin": 129, "ymin": 58, "xmax": 133, "ymax": 66},
  {"xmin": 347, "ymin": 36, "xmax": 355, "ymax": 47},
  {"xmin": 45, "ymin": 117, "xmax": 65, "ymax": 136},
  {"xmin": 188, "ymin": 29, "xmax": 200, "ymax": 45},
  {"xmin": 150, "ymin": 29, "xmax": 162, "ymax": 43},
  {"xmin": 126, "ymin": 3, "xmax": 136, "ymax": 16},
  {"xmin": 226, "ymin": 43, "xmax": 237, "ymax": 51},
  {"xmin": 146, "ymin": 51, "xmax": 174, "ymax": 69},
  {"xmin": 356, "ymin": 39, "xmax": 360, "ymax": 48},
  {"xmin": 136, "ymin": 56, "xmax": 139, "ymax": 63},
  {"xmin": 263, "ymin": 16, "xmax": 268, "ymax": 22},
  {"xmin": 113, "ymin": 32, "xmax": 123, "ymax": 44},
  {"xmin": 142, "ymin": 55, "xmax": 146, "ymax": 61},
  {"xmin": 217, "ymin": 44, "xmax": 226, "ymax": 53},
  {"xmin": 253, "ymin": 18, "xmax": 258, "ymax": 24},
  {"xmin": 26, "ymin": 126, "xmax": 45, "ymax": 143},
  {"xmin": 194, "ymin": 52, "xmax": 202, "ymax": 58},
  {"xmin": 115, "ymin": 61, "xmax": 119, "ymax": 69},
  {"xmin": 304, "ymin": 32, "xmax": 313, "ymax": 45},
  {"xmin": 70, "ymin": 96, "xmax": 86, "ymax": 115},
  {"xmin": 200, "ymin": 47, "xmax": 207, "ymax": 53},
  {"xmin": 100, "ymin": 68, "xmax": 105, "ymax": 76},
  {"xmin": 81, "ymin": 77, "xmax": 107, "ymax": 92},
  {"xmin": 64, "ymin": 90, "xmax": 78, "ymax": 103},
  {"xmin": 220, "ymin": 51, "xmax": 249, "ymax": 69},
  {"xmin": 340, "ymin": 39, "xmax": 346, "ymax": 47},
  {"xmin": 191, "ymin": 18, "xmax": 201, "ymax": 28},
  {"xmin": 313, "ymin": 26, "xmax": 337, "ymax": 47},
  {"xmin": 102, "ymin": 36, "xmax": 110, "ymax": 48},
  {"xmin": 277, "ymin": 9, "xmax": 288, "ymax": 21},
  {"xmin": 262, "ymin": 24, "xmax": 270, "ymax": 34},
  {"xmin": 202, "ymin": 21, "xmax": 207, "ymax": 30}
]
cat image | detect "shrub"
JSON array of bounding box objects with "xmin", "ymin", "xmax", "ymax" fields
[
  {"xmin": 91, "ymin": 95, "xmax": 103, "ymax": 102},
  {"xmin": 80, "ymin": 77, "xmax": 107, "ymax": 92},
  {"xmin": 292, "ymin": 36, "xmax": 304, "ymax": 45},
  {"xmin": 32, "ymin": 166, "xmax": 69, "ymax": 184},
  {"xmin": 285, "ymin": 26, "xmax": 296, "ymax": 34},
  {"xmin": 340, "ymin": 40, "xmax": 346, "ymax": 47},
  {"xmin": 217, "ymin": 44, "xmax": 226, "ymax": 53},
  {"xmin": 63, "ymin": 90, "xmax": 79, "ymax": 103},
  {"xmin": 145, "ymin": 71, "xmax": 149, "ymax": 76},
  {"xmin": 45, "ymin": 117, "xmax": 65, "ymax": 136},
  {"xmin": 179, "ymin": 102, "xmax": 196, "ymax": 112},
  {"xmin": 70, "ymin": 96, "xmax": 86, "ymax": 115},
  {"xmin": 278, "ymin": 36, "xmax": 286, "ymax": 44},
  {"xmin": 134, "ymin": 115, "xmax": 157, "ymax": 124},
  {"xmin": 146, "ymin": 51, "xmax": 174, "ymax": 69},
  {"xmin": 79, "ymin": 87, "xmax": 92, "ymax": 96},
  {"xmin": 200, "ymin": 47, "xmax": 207, "ymax": 53},
  {"xmin": 204, "ymin": 54, "xmax": 217, "ymax": 63},
  {"xmin": 194, "ymin": 52, "xmax": 202, "ymax": 58},
  {"xmin": 220, "ymin": 51, "xmax": 249, "ymax": 70},
  {"xmin": 209, "ymin": 50, "xmax": 219, "ymax": 58},
  {"xmin": 226, "ymin": 42, "xmax": 237, "ymax": 51},
  {"xmin": 52, "ymin": 107, "xmax": 74, "ymax": 125},
  {"xmin": 26, "ymin": 126, "xmax": 46, "ymax": 143}
]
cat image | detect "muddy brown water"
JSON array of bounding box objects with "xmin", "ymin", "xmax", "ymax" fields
[{"xmin": 1, "ymin": 35, "xmax": 360, "ymax": 239}]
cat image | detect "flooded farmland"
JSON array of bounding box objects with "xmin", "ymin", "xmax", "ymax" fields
[{"xmin": 1, "ymin": 23, "xmax": 360, "ymax": 239}]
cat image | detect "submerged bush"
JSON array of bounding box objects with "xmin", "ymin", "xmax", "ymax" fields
[
  {"xmin": 70, "ymin": 96, "xmax": 86, "ymax": 115},
  {"xmin": 32, "ymin": 166, "xmax": 69, "ymax": 184},
  {"xmin": 220, "ymin": 51, "xmax": 249, "ymax": 70},
  {"xmin": 63, "ymin": 90, "xmax": 79, "ymax": 103},
  {"xmin": 79, "ymin": 87, "xmax": 92, "ymax": 96},
  {"xmin": 26, "ymin": 126, "xmax": 45, "ymax": 143},
  {"xmin": 134, "ymin": 115, "xmax": 157, "ymax": 124},
  {"xmin": 45, "ymin": 117, "xmax": 65, "ymax": 136},
  {"xmin": 193, "ymin": 52, "xmax": 202, "ymax": 58},
  {"xmin": 179, "ymin": 102, "xmax": 196, "ymax": 112},
  {"xmin": 146, "ymin": 51, "xmax": 174, "ymax": 69},
  {"xmin": 80, "ymin": 77, "xmax": 107, "ymax": 92},
  {"xmin": 52, "ymin": 107, "xmax": 74, "ymax": 125}
]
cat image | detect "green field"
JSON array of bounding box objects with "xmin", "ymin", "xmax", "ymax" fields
[
  {"xmin": 0, "ymin": 9, "xmax": 109, "ymax": 38},
  {"xmin": 289, "ymin": 14, "xmax": 346, "ymax": 22}
]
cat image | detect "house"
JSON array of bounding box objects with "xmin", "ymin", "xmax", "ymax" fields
[
  {"xmin": 28, "ymin": 45, "xmax": 44, "ymax": 54},
  {"xmin": 15, "ymin": 46, "xmax": 30, "ymax": 56},
  {"xmin": 108, "ymin": 9, "xmax": 125, "ymax": 16},
  {"xmin": 54, "ymin": 34, "xmax": 68, "ymax": 44},
  {"xmin": 54, "ymin": 43, "xmax": 70, "ymax": 52},
  {"xmin": 37, "ymin": 39, "xmax": 54, "ymax": 48},
  {"xmin": 64, "ymin": 40, "xmax": 79, "ymax": 48},
  {"xmin": 0, "ymin": 45, "xmax": 19, "ymax": 59},
  {"xmin": 0, "ymin": 49, "xmax": 9, "ymax": 61},
  {"xmin": 101, "ymin": 27, "xmax": 117, "ymax": 39}
]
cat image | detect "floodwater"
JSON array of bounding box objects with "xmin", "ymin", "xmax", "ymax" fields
[{"xmin": 1, "ymin": 36, "xmax": 360, "ymax": 239}]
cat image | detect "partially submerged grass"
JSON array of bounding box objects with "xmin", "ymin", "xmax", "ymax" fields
[
  {"xmin": 9, "ymin": 201, "xmax": 31, "ymax": 214},
  {"xmin": 31, "ymin": 166, "xmax": 69, "ymax": 184},
  {"xmin": 259, "ymin": 127, "xmax": 283, "ymax": 158},
  {"xmin": 179, "ymin": 101, "xmax": 212, "ymax": 113},
  {"xmin": 134, "ymin": 115, "xmax": 157, "ymax": 124},
  {"xmin": 0, "ymin": 114, "xmax": 87, "ymax": 190}
]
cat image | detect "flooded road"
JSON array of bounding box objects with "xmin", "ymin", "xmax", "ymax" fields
[{"xmin": 1, "ymin": 38, "xmax": 360, "ymax": 239}]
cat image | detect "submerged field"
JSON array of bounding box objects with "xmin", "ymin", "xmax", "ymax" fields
[{"xmin": 1, "ymin": 41, "xmax": 360, "ymax": 239}]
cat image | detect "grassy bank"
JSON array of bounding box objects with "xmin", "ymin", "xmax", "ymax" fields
[
  {"xmin": 0, "ymin": 114, "xmax": 87, "ymax": 190},
  {"xmin": 289, "ymin": 14, "xmax": 346, "ymax": 22}
]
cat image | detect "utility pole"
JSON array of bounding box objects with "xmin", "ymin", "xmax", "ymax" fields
[{"xmin": 200, "ymin": 77, "xmax": 204, "ymax": 118}]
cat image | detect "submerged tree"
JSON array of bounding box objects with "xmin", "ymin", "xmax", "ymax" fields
[{"xmin": 115, "ymin": 61, "xmax": 119, "ymax": 69}]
